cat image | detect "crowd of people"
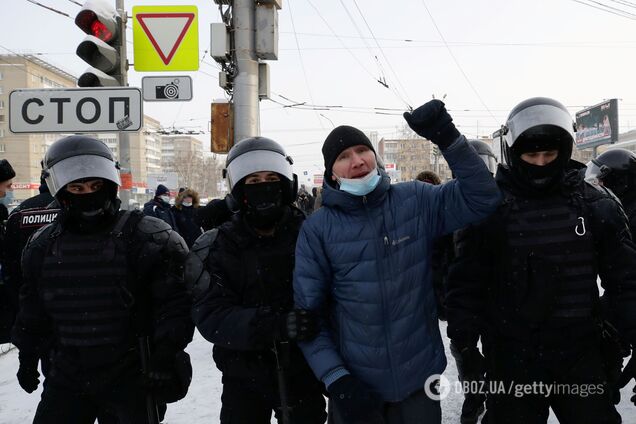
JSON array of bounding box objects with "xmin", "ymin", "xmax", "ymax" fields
[{"xmin": 0, "ymin": 97, "xmax": 635, "ymax": 424}]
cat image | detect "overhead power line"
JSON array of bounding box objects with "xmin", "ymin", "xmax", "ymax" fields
[
  {"xmin": 569, "ymin": 0, "xmax": 636, "ymax": 19},
  {"xmin": 287, "ymin": 0, "xmax": 325, "ymax": 130},
  {"xmin": 351, "ymin": 0, "xmax": 413, "ymax": 108},
  {"xmin": 419, "ymin": 0, "xmax": 498, "ymax": 124},
  {"xmin": 25, "ymin": 0, "xmax": 71, "ymax": 17}
]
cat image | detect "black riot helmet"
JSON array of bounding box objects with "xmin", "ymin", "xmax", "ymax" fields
[
  {"xmin": 43, "ymin": 136, "xmax": 121, "ymax": 221},
  {"xmin": 585, "ymin": 148, "xmax": 636, "ymax": 198},
  {"xmin": 43, "ymin": 135, "xmax": 121, "ymax": 196},
  {"xmin": 223, "ymin": 136, "xmax": 298, "ymax": 210},
  {"xmin": 467, "ymin": 139, "xmax": 497, "ymax": 174},
  {"xmin": 501, "ymin": 97, "xmax": 576, "ymax": 188}
]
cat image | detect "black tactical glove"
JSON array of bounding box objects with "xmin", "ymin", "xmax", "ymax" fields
[
  {"xmin": 618, "ymin": 353, "xmax": 636, "ymax": 406},
  {"xmin": 451, "ymin": 343, "xmax": 486, "ymax": 424},
  {"xmin": 328, "ymin": 375, "xmax": 385, "ymax": 424},
  {"xmin": 143, "ymin": 344, "xmax": 177, "ymax": 390},
  {"xmin": 17, "ymin": 351, "xmax": 40, "ymax": 394},
  {"xmin": 403, "ymin": 100, "xmax": 460, "ymax": 150},
  {"xmin": 277, "ymin": 309, "xmax": 319, "ymax": 342}
]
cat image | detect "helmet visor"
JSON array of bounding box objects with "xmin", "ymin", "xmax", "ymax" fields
[
  {"xmin": 226, "ymin": 150, "xmax": 294, "ymax": 189},
  {"xmin": 505, "ymin": 103, "xmax": 575, "ymax": 148},
  {"xmin": 45, "ymin": 155, "xmax": 121, "ymax": 196},
  {"xmin": 584, "ymin": 159, "xmax": 610, "ymax": 185},
  {"xmin": 480, "ymin": 154, "xmax": 498, "ymax": 174}
]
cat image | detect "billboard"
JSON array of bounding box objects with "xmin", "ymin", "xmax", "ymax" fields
[{"xmin": 575, "ymin": 99, "xmax": 619, "ymax": 149}]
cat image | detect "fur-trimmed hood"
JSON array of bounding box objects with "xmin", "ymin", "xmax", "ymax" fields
[{"xmin": 175, "ymin": 188, "xmax": 200, "ymax": 209}]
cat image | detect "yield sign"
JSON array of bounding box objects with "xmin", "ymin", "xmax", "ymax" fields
[{"xmin": 133, "ymin": 6, "xmax": 199, "ymax": 72}]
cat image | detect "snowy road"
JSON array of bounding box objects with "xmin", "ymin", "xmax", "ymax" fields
[{"xmin": 1, "ymin": 323, "xmax": 635, "ymax": 423}]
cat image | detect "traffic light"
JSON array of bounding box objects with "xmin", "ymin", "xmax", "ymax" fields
[{"xmin": 75, "ymin": 0, "xmax": 125, "ymax": 87}]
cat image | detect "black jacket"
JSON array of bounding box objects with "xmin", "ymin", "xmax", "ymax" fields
[
  {"xmin": 11, "ymin": 211, "xmax": 194, "ymax": 387},
  {"xmin": 173, "ymin": 206, "xmax": 202, "ymax": 248},
  {"xmin": 446, "ymin": 162, "xmax": 636, "ymax": 351},
  {"xmin": 0, "ymin": 198, "xmax": 59, "ymax": 342},
  {"xmin": 143, "ymin": 197, "xmax": 177, "ymax": 230},
  {"xmin": 191, "ymin": 207, "xmax": 317, "ymax": 385}
]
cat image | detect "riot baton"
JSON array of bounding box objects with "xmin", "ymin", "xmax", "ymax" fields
[
  {"xmin": 273, "ymin": 341, "xmax": 291, "ymax": 424},
  {"xmin": 138, "ymin": 336, "xmax": 160, "ymax": 424}
]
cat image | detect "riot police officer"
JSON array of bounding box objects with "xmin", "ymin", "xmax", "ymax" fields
[
  {"xmin": 186, "ymin": 137, "xmax": 326, "ymax": 424},
  {"xmin": 446, "ymin": 97, "xmax": 636, "ymax": 423},
  {"xmin": 11, "ymin": 135, "xmax": 194, "ymax": 424},
  {"xmin": 585, "ymin": 148, "xmax": 636, "ymax": 228}
]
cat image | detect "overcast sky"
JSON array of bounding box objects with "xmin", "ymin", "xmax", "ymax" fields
[{"xmin": 2, "ymin": 0, "xmax": 636, "ymax": 177}]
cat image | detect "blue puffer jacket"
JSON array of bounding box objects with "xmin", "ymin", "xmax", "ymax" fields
[{"xmin": 293, "ymin": 136, "xmax": 502, "ymax": 402}]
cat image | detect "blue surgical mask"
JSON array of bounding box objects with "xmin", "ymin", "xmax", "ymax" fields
[{"xmin": 336, "ymin": 168, "xmax": 381, "ymax": 196}]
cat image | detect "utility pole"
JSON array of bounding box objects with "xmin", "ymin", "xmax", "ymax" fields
[
  {"xmin": 210, "ymin": 0, "xmax": 280, "ymax": 151},
  {"xmin": 232, "ymin": 0, "xmax": 259, "ymax": 143},
  {"xmin": 116, "ymin": 0, "xmax": 131, "ymax": 209}
]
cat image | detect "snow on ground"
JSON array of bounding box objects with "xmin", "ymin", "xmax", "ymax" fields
[{"xmin": 1, "ymin": 324, "xmax": 636, "ymax": 423}]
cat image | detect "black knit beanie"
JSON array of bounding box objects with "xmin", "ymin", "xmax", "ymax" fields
[
  {"xmin": 0, "ymin": 159, "xmax": 15, "ymax": 183},
  {"xmin": 322, "ymin": 125, "xmax": 376, "ymax": 182}
]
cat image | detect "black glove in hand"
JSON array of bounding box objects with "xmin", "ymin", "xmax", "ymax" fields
[
  {"xmin": 17, "ymin": 352, "xmax": 40, "ymax": 394},
  {"xmin": 451, "ymin": 343, "xmax": 485, "ymax": 381},
  {"xmin": 403, "ymin": 99, "xmax": 460, "ymax": 150},
  {"xmin": 618, "ymin": 354, "xmax": 636, "ymax": 406},
  {"xmin": 143, "ymin": 345, "xmax": 177, "ymax": 389},
  {"xmin": 328, "ymin": 375, "xmax": 385, "ymax": 424},
  {"xmin": 277, "ymin": 309, "xmax": 319, "ymax": 342}
]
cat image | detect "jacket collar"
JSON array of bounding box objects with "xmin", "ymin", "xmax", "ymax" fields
[{"xmin": 321, "ymin": 168, "xmax": 391, "ymax": 212}]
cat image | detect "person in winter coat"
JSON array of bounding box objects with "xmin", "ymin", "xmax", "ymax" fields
[
  {"xmin": 415, "ymin": 170, "xmax": 452, "ymax": 322},
  {"xmin": 293, "ymin": 100, "xmax": 502, "ymax": 424},
  {"xmin": 445, "ymin": 97, "xmax": 636, "ymax": 423},
  {"xmin": 143, "ymin": 184, "xmax": 178, "ymax": 230},
  {"xmin": 0, "ymin": 158, "xmax": 15, "ymax": 341},
  {"xmin": 585, "ymin": 148, "xmax": 636, "ymax": 416},
  {"xmin": 11, "ymin": 136, "xmax": 194, "ymax": 424},
  {"xmin": 1, "ymin": 173, "xmax": 59, "ymax": 344},
  {"xmin": 173, "ymin": 188, "xmax": 203, "ymax": 248},
  {"xmin": 187, "ymin": 137, "xmax": 326, "ymax": 424}
]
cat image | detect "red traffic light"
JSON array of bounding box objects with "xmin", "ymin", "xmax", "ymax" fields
[
  {"xmin": 76, "ymin": 10, "xmax": 114, "ymax": 42},
  {"xmin": 75, "ymin": 1, "xmax": 118, "ymax": 43},
  {"xmin": 91, "ymin": 20, "xmax": 113, "ymax": 42}
]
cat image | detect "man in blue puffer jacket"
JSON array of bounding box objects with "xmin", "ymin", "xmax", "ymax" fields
[{"xmin": 293, "ymin": 100, "xmax": 502, "ymax": 424}]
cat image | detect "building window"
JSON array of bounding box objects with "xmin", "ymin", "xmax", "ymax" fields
[
  {"xmin": 0, "ymin": 143, "xmax": 5, "ymax": 152},
  {"xmin": 0, "ymin": 86, "xmax": 3, "ymax": 94},
  {"xmin": 0, "ymin": 72, "xmax": 3, "ymax": 80},
  {"xmin": 0, "ymin": 100, "xmax": 4, "ymax": 109},
  {"xmin": 0, "ymin": 115, "xmax": 4, "ymax": 122},
  {"xmin": 0, "ymin": 129, "xmax": 4, "ymax": 138}
]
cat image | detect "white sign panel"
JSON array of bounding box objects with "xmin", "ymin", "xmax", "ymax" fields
[
  {"xmin": 147, "ymin": 172, "xmax": 179, "ymax": 190},
  {"xmin": 9, "ymin": 87, "xmax": 142, "ymax": 133},
  {"xmin": 142, "ymin": 76, "xmax": 192, "ymax": 101}
]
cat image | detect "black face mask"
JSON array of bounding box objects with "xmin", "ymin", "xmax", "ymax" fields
[
  {"xmin": 66, "ymin": 189, "xmax": 113, "ymax": 223},
  {"xmin": 514, "ymin": 158, "xmax": 563, "ymax": 189},
  {"xmin": 242, "ymin": 181, "xmax": 284, "ymax": 230}
]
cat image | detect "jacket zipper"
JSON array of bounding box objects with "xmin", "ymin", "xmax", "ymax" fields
[{"xmin": 363, "ymin": 195, "xmax": 400, "ymax": 399}]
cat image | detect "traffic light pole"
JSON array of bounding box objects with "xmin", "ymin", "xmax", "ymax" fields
[
  {"xmin": 232, "ymin": 0, "xmax": 260, "ymax": 143},
  {"xmin": 116, "ymin": 0, "xmax": 131, "ymax": 209}
]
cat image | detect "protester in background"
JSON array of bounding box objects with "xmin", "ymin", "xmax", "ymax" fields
[
  {"xmin": 296, "ymin": 185, "xmax": 315, "ymax": 216},
  {"xmin": 311, "ymin": 187, "xmax": 322, "ymax": 210},
  {"xmin": 143, "ymin": 184, "xmax": 177, "ymax": 230},
  {"xmin": 0, "ymin": 158, "xmax": 15, "ymax": 342},
  {"xmin": 0, "ymin": 159, "xmax": 15, "ymax": 222},
  {"xmin": 173, "ymin": 188, "xmax": 203, "ymax": 248}
]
